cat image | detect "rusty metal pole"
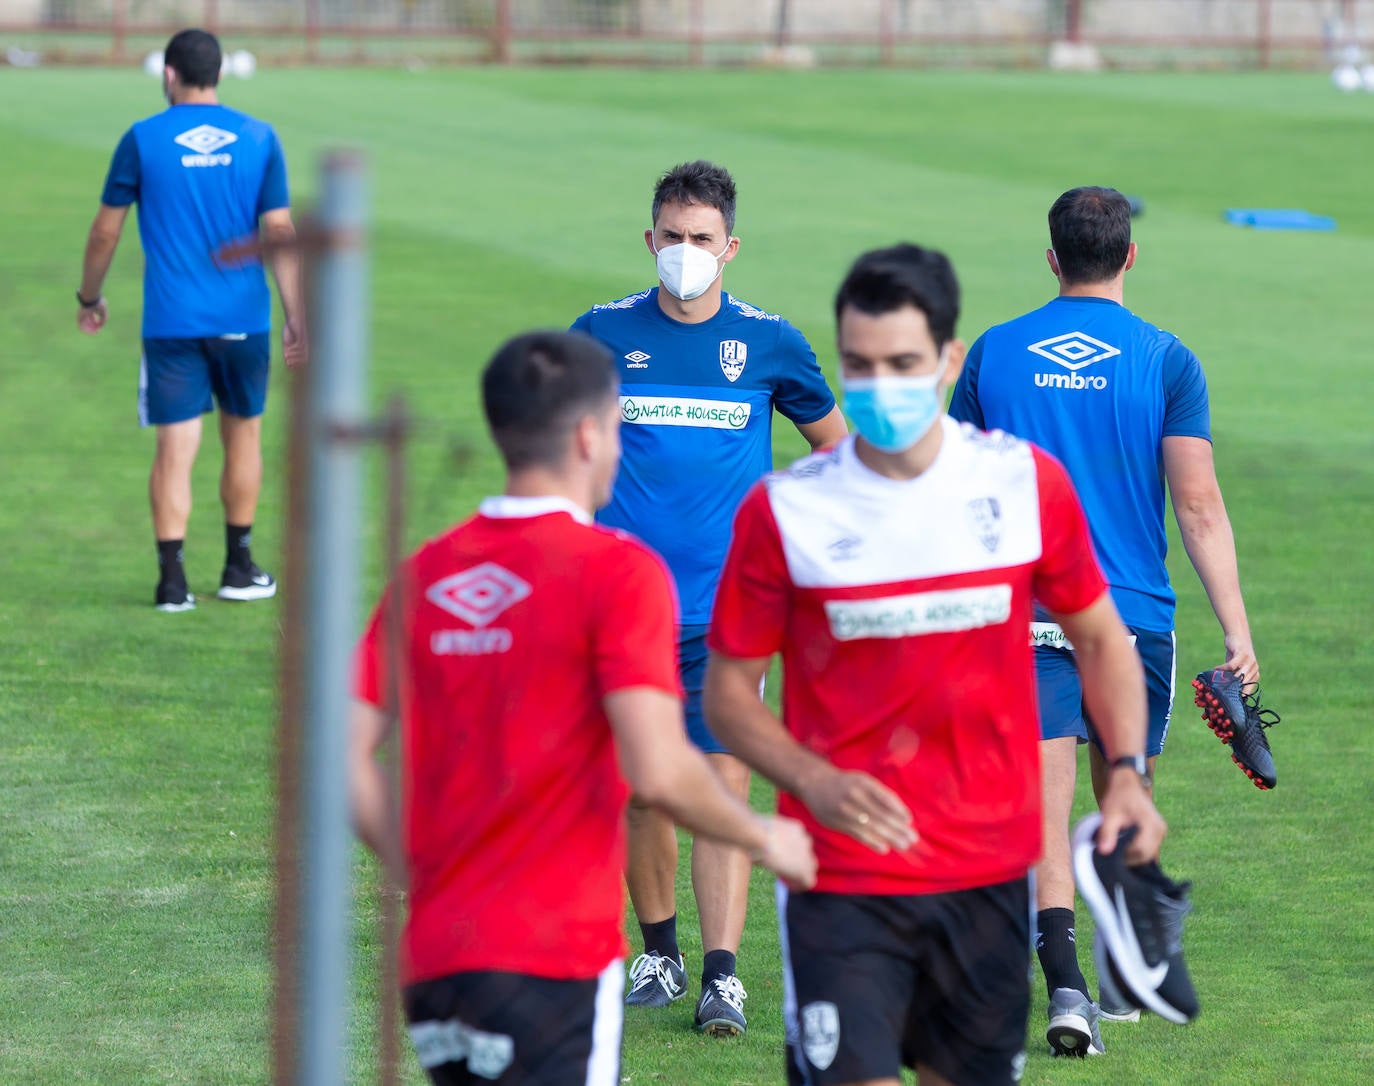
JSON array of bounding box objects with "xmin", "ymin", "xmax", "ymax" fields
[
  {"xmin": 1257, "ymin": 0, "xmax": 1272, "ymax": 70},
  {"xmin": 493, "ymin": 0, "xmax": 513, "ymax": 63},
  {"xmin": 1065, "ymin": 0, "xmax": 1083, "ymax": 44},
  {"xmin": 377, "ymin": 396, "xmax": 411, "ymax": 1086}
]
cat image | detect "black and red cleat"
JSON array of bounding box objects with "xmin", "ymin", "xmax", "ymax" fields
[{"xmin": 1191, "ymin": 668, "xmax": 1279, "ymax": 790}]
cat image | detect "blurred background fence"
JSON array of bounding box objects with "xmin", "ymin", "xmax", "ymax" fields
[{"xmin": 2, "ymin": 0, "xmax": 1370, "ymax": 69}]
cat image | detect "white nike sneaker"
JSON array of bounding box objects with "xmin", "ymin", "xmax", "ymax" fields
[{"xmin": 218, "ymin": 562, "xmax": 277, "ymax": 601}]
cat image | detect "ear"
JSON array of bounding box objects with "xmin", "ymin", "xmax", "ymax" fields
[
  {"xmin": 721, "ymin": 235, "xmax": 740, "ymax": 265},
  {"xmin": 1046, "ymin": 248, "xmax": 1061, "ymax": 279},
  {"xmin": 941, "ymin": 339, "xmax": 967, "ymax": 395},
  {"xmin": 644, "ymin": 228, "xmax": 657, "ymax": 256},
  {"xmin": 1123, "ymin": 241, "xmax": 1138, "ymax": 273},
  {"xmin": 568, "ymin": 412, "xmax": 597, "ymax": 466}
]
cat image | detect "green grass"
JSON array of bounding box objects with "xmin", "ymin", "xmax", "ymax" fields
[{"xmin": 1, "ymin": 64, "xmax": 1372, "ymax": 1084}]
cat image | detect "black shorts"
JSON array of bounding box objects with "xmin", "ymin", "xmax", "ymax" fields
[
  {"xmin": 404, "ymin": 960, "xmax": 623, "ymax": 1085},
  {"xmin": 780, "ymin": 880, "xmax": 1030, "ymax": 1086}
]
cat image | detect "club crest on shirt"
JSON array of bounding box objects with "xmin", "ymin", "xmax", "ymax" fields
[
  {"xmin": 801, "ymin": 1001, "xmax": 840, "ymax": 1070},
  {"xmin": 966, "ymin": 496, "xmax": 1002, "ymax": 553},
  {"xmin": 719, "ymin": 339, "xmax": 747, "ymax": 382}
]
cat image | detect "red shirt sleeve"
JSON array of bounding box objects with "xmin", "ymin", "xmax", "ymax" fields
[
  {"xmin": 593, "ymin": 538, "xmax": 682, "ymax": 697},
  {"xmin": 353, "ymin": 597, "xmax": 385, "ymax": 706},
  {"xmin": 1031, "ymin": 447, "xmax": 1108, "ymax": 616},
  {"xmin": 708, "ymin": 482, "xmax": 790, "ymax": 660}
]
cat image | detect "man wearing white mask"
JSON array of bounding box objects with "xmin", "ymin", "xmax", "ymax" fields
[
  {"xmin": 572, "ymin": 160, "xmax": 846, "ymax": 1036},
  {"xmin": 704, "ymin": 244, "xmax": 1167, "ymax": 1085}
]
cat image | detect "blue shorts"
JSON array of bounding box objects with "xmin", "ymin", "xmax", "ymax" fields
[
  {"xmin": 139, "ymin": 333, "xmax": 271, "ymax": 426},
  {"xmin": 679, "ymin": 625, "xmax": 724, "ymax": 754},
  {"xmin": 1033, "ymin": 625, "xmax": 1176, "ymax": 757}
]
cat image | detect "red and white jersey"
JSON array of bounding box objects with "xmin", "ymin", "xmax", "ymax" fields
[
  {"xmin": 709, "ymin": 420, "xmax": 1106, "ymax": 895},
  {"xmin": 354, "ymin": 496, "xmax": 681, "ymax": 984}
]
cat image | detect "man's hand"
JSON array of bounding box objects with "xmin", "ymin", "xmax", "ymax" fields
[
  {"xmin": 797, "ymin": 766, "xmax": 916, "ymax": 854},
  {"xmin": 753, "ymin": 815, "xmax": 817, "ymax": 890},
  {"xmin": 1222, "ymin": 633, "xmax": 1259, "ymax": 690},
  {"xmin": 77, "ymin": 297, "xmax": 108, "ymax": 334},
  {"xmin": 1096, "ymin": 772, "xmax": 1166, "ymax": 865},
  {"xmin": 282, "ymin": 316, "xmax": 308, "ymax": 368}
]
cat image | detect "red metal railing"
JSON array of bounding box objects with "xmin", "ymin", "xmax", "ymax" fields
[{"xmin": 2, "ymin": 0, "xmax": 1369, "ymax": 69}]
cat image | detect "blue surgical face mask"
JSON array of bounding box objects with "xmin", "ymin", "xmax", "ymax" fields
[{"xmin": 842, "ymin": 355, "xmax": 949, "ymax": 453}]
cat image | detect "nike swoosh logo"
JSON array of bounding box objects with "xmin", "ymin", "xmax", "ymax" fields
[
  {"xmin": 1115, "ymin": 885, "xmax": 1169, "ymax": 988},
  {"xmin": 252, "ymin": 575, "xmax": 271, "ymax": 585}
]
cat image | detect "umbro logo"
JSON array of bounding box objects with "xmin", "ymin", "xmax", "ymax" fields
[
  {"xmin": 1028, "ymin": 331, "xmax": 1120, "ymax": 370},
  {"xmin": 175, "ymin": 124, "xmax": 236, "ymax": 167},
  {"xmin": 624, "ymin": 350, "xmax": 650, "ymax": 369},
  {"xmin": 1029, "ymin": 331, "xmax": 1116, "ymax": 391},
  {"xmin": 174, "ymin": 124, "xmax": 237, "ymax": 154},
  {"xmin": 426, "ymin": 563, "xmax": 531, "ymax": 628}
]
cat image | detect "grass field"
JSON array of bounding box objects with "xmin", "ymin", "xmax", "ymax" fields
[{"xmin": 1, "ymin": 62, "xmax": 1372, "ymax": 1085}]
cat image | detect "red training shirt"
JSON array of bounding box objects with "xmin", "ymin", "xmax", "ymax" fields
[
  {"xmin": 709, "ymin": 421, "xmax": 1106, "ymax": 896},
  {"xmin": 354, "ymin": 496, "xmax": 681, "ymax": 984}
]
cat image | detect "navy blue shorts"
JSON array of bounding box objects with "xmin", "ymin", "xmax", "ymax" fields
[
  {"xmin": 1033, "ymin": 624, "xmax": 1176, "ymax": 757},
  {"xmin": 678, "ymin": 625, "xmax": 725, "ymax": 754},
  {"xmin": 139, "ymin": 333, "xmax": 271, "ymax": 426}
]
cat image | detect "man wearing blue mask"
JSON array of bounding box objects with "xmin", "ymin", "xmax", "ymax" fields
[
  {"xmin": 948, "ymin": 187, "xmax": 1260, "ymax": 1052},
  {"xmin": 572, "ymin": 160, "xmax": 847, "ymax": 1036},
  {"xmin": 705, "ymin": 243, "xmax": 1166, "ymax": 1086}
]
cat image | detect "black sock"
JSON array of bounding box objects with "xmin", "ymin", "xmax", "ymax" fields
[
  {"xmin": 1036, "ymin": 908, "xmax": 1089, "ymax": 1000},
  {"xmin": 639, "ymin": 914, "xmax": 679, "ymax": 962},
  {"xmin": 157, "ymin": 539, "xmax": 186, "ymax": 587},
  {"xmin": 226, "ymin": 523, "xmax": 253, "ymax": 571},
  {"xmin": 702, "ymin": 949, "xmax": 737, "ymax": 985}
]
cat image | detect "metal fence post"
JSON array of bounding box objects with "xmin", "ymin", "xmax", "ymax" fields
[{"xmin": 297, "ymin": 151, "xmax": 370, "ymax": 1086}]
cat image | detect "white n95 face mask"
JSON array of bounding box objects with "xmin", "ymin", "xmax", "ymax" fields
[{"xmin": 654, "ymin": 239, "xmax": 730, "ymax": 301}]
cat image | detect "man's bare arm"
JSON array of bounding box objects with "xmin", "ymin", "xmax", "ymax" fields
[
  {"xmin": 1164, "ymin": 434, "xmax": 1257, "ymax": 683},
  {"xmin": 704, "ymin": 651, "xmax": 915, "ymax": 854},
  {"xmin": 77, "ymin": 204, "xmax": 130, "ymax": 333},
  {"xmin": 796, "ymin": 405, "xmax": 848, "ymax": 450},
  {"xmin": 260, "ymin": 206, "xmax": 308, "ymax": 367}
]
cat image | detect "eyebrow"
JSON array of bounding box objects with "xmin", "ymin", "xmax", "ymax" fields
[{"xmin": 840, "ymin": 351, "xmax": 928, "ymax": 365}]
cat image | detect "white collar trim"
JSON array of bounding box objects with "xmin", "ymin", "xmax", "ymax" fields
[{"xmin": 478, "ymin": 495, "xmax": 593, "ymax": 525}]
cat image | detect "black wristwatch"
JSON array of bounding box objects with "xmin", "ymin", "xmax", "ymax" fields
[
  {"xmin": 76, "ymin": 290, "xmax": 101, "ymax": 308},
  {"xmin": 1109, "ymin": 753, "xmax": 1151, "ymax": 786}
]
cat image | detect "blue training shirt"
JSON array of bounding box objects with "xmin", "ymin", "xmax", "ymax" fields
[
  {"xmin": 948, "ymin": 296, "xmax": 1210, "ymax": 631},
  {"xmin": 573, "ymin": 288, "xmax": 836, "ymax": 625},
  {"xmin": 101, "ymin": 103, "xmax": 290, "ymax": 339}
]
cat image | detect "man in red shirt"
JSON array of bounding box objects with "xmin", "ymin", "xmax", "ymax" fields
[
  {"xmin": 705, "ymin": 246, "xmax": 1165, "ymax": 1086},
  {"xmin": 350, "ymin": 330, "xmax": 816, "ymax": 1086}
]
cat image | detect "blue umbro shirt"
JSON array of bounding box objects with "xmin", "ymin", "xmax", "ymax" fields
[
  {"xmin": 101, "ymin": 103, "xmax": 289, "ymax": 339},
  {"xmin": 948, "ymin": 296, "xmax": 1210, "ymax": 631},
  {"xmin": 573, "ymin": 288, "xmax": 836, "ymax": 625}
]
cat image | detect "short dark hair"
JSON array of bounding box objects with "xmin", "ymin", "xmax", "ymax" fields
[
  {"xmin": 833, "ymin": 243, "xmax": 961, "ymax": 349},
  {"xmin": 1048, "ymin": 186, "xmax": 1132, "ymax": 285},
  {"xmin": 482, "ymin": 331, "xmax": 617, "ymax": 471},
  {"xmin": 164, "ymin": 28, "xmax": 221, "ymax": 89},
  {"xmin": 651, "ymin": 160, "xmax": 737, "ymax": 234}
]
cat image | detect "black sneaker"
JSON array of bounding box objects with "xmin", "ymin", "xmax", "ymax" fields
[
  {"xmin": 1046, "ymin": 987, "xmax": 1104, "ymax": 1056},
  {"xmin": 625, "ymin": 952, "xmax": 687, "ymax": 1008},
  {"xmin": 1192, "ymin": 668, "xmax": 1279, "ymax": 790},
  {"xmin": 694, "ymin": 974, "xmax": 747, "ymax": 1037},
  {"xmin": 155, "ymin": 580, "xmax": 196, "ymax": 613},
  {"xmin": 218, "ymin": 562, "xmax": 277, "ymax": 602},
  {"xmin": 1072, "ymin": 813, "xmax": 1200, "ymax": 1025}
]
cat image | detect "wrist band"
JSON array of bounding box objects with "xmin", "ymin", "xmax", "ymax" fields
[{"xmin": 76, "ymin": 291, "xmax": 101, "ymax": 308}]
